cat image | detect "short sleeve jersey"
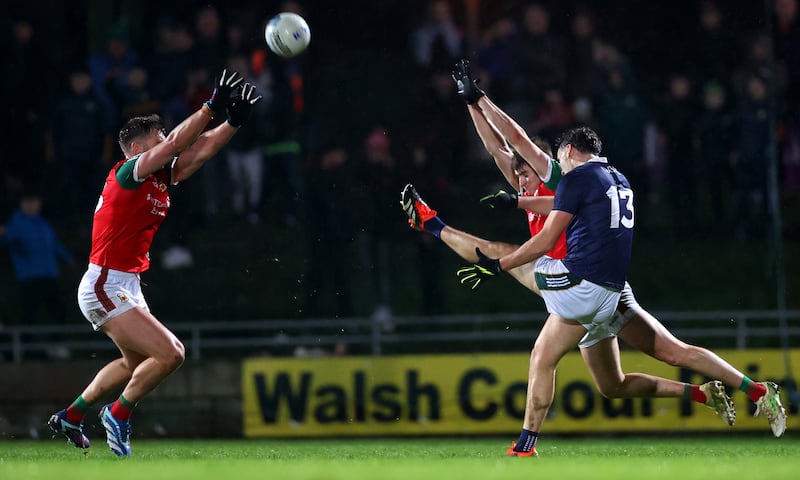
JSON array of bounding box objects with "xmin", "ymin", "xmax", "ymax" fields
[
  {"xmin": 526, "ymin": 182, "xmax": 567, "ymax": 260},
  {"xmin": 88, "ymin": 156, "xmax": 172, "ymax": 272},
  {"xmin": 551, "ymin": 157, "xmax": 634, "ymax": 290}
]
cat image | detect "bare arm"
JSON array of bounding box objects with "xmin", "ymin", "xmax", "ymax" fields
[
  {"xmin": 477, "ymin": 96, "xmax": 551, "ymax": 180},
  {"xmin": 136, "ymin": 107, "xmax": 214, "ymax": 178},
  {"xmin": 467, "ymin": 104, "xmax": 518, "ymax": 190},
  {"xmin": 517, "ymin": 195, "xmax": 554, "ymax": 216},
  {"xmin": 172, "ymin": 121, "xmax": 238, "ymax": 183},
  {"xmin": 498, "ymin": 210, "xmax": 572, "ymax": 271}
]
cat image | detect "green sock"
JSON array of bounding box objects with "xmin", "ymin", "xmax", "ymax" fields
[
  {"xmin": 118, "ymin": 394, "xmax": 136, "ymax": 409},
  {"xmin": 739, "ymin": 376, "xmax": 754, "ymax": 393}
]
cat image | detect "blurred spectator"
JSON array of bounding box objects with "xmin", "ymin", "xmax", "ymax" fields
[
  {"xmin": 356, "ymin": 127, "xmax": 400, "ymax": 329},
  {"xmin": 118, "ymin": 66, "xmax": 161, "ymax": 121},
  {"xmin": 565, "ymin": 6, "xmax": 600, "ymax": 101},
  {"xmin": 509, "ymin": 3, "xmax": 565, "ymax": 115},
  {"xmin": 731, "ymin": 74, "xmax": 772, "ymax": 239},
  {"xmin": 48, "ymin": 69, "xmax": 112, "ymax": 224},
  {"xmin": 2, "ymin": 16, "xmax": 51, "ymax": 209},
  {"xmin": 224, "ymin": 54, "xmax": 267, "ymax": 224},
  {"xmin": 191, "ymin": 6, "xmax": 227, "ymax": 219},
  {"xmin": 732, "ymin": 32, "xmax": 787, "ymax": 108},
  {"xmin": 530, "ymin": 87, "xmax": 575, "ymax": 146},
  {"xmin": 694, "ymin": 81, "xmax": 735, "ymax": 231},
  {"xmin": 304, "ymin": 144, "xmax": 357, "ymax": 318},
  {"xmin": 410, "ymin": 0, "xmax": 464, "ymax": 70},
  {"xmin": 657, "ymin": 73, "xmax": 700, "ymax": 232},
  {"xmin": 773, "ymin": 0, "xmax": 800, "ymax": 109},
  {"xmin": 414, "ymin": 69, "xmax": 469, "ymax": 183},
  {"xmin": 780, "ymin": 113, "xmax": 800, "ymax": 192},
  {"xmin": 88, "ymin": 24, "xmax": 139, "ymax": 134},
  {"xmin": 588, "ymin": 41, "xmax": 633, "ymax": 102},
  {"xmin": 475, "ymin": 16, "xmax": 516, "ymax": 106},
  {"xmin": 258, "ymin": 1, "xmax": 309, "ymax": 227},
  {"xmin": 158, "ymin": 65, "xmax": 213, "ymax": 270},
  {"xmin": 0, "ymin": 191, "xmax": 73, "ymax": 359},
  {"xmin": 190, "ymin": 5, "xmax": 226, "ymax": 75},
  {"xmin": 688, "ymin": 1, "xmax": 739, "ymax": 89},
  {"xmin": 148, "ymin": 17, "xmax": 193, "ymax": 104},
  {"xmin": 596, "ymin": 67, "xmax": 647, "ymax": 197}
]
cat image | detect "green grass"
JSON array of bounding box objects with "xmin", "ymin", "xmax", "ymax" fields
[{"xmin": 1, "ymin": 437, "xmax": 799, "ymax": 480}]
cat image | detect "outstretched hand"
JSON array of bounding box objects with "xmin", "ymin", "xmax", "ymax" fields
[
  {"xmin": 451, "ymin": 58, "xmax": 485, "ymax": 105},
  {"xmin": 205, "ymin": 69, "xmax": 244, "ymax": 115},
  {"xmin": 456, "ymin": 247, "xmax": 502, "ymax": 290},
  {"xmin": 479, "ymin": 190, "xmax": 519, "ymax": 210},
  {"xmin": 227, "ymin": 83, "xmax": 263, "ymax": 127}
]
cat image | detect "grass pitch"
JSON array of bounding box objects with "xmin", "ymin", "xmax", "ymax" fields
[{"xmin": 1, "ymin": 436, "xmax": 798, "ymax": 480}]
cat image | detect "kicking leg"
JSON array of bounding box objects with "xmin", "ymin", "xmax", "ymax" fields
[
  {"xmin": 581, "ymin": 336, "xmax": 736, "ymax": 426},
  {"xmin": 401, "ymin": 184, "xmax": 539, "ymax": 293}
]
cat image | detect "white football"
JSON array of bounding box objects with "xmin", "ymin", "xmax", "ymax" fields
[{"xmin": 265, "ymin": 12, "xmax": 311, "ymax": 58}]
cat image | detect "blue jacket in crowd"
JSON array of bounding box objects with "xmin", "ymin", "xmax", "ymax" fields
[{"xmin": 1, "ymin": 210, "xmax": 72, "ymax": 281}]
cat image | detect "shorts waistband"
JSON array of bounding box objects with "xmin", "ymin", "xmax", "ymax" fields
[{"xmin": 87, "ymin": 263, "xmax": 139, "ymax": 278}]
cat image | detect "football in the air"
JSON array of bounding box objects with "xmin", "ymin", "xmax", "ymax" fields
[{"xmin": 265, "ymin": 12, "xmax": 311, "ymax": 58}]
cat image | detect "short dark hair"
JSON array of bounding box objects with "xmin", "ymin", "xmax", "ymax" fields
[
  {"xmin": 556, "ymin": 127, "xmax": 602, "ymax": 155},
  {"xmin": 118, "ymin": 114, "xmax": 166, "ymax": 155}
]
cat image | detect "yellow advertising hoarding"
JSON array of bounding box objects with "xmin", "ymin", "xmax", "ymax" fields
[{"xmin": 242, "ymin": 349, "xmax": 798, "ymax": 437}]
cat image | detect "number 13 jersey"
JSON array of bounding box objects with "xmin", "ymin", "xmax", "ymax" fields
[{"xmin": 552, "ymin": 157, "xmax": 634, "ymax": 290}]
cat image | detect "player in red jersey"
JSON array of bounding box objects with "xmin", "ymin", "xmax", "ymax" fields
[
  {"xmin": 401, "ymin": 60, "xmax": 785, "ymax": 456},
  {"xmin": 48, "ymin": 69, "xmax": 261, "ymax": 456}
]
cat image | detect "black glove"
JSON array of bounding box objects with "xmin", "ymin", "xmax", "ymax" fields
[
  {"xmin": 456, "ymin": 248, "xmax": 501, "ymax": 290},
  {"xmin": 226, "ymin": 83, "xmax": 262, "ymax": 127},
  {"xmin": 205, "ymin": 69, "xmax": 243, "ymax": 115},
  {"xmin": 451, "ymin": 58, "xmax": 485, "ymax": 104},
  {"xmin": 480, "ymin": 190, "xmax": 519, "ymax": 210}
]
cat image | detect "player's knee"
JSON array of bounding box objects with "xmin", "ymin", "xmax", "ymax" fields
[
  {"xmin": 595, "ymin": 381, "xmax": 625, "ymax": 399},
  {"xmin": 163, "ymin": 341, "xmax": 185, "ymax": 371}
]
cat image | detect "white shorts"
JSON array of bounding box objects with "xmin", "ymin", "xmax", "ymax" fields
[
  {"xmin": 77, "ymin": 264, "xmax": 149, "ymax": 330},
  {"xmin": 534, "ymin": 257, "xmax": 623, "ymax": 348}
]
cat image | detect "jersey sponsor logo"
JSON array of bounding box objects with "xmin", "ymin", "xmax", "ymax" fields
[
  {"xmin": 146, "ymin": 193, "xmax": 169, "ymax": 217},
  {"xmin": 151, "ymin": 177, "xmax": 168, "ymax": 192}
]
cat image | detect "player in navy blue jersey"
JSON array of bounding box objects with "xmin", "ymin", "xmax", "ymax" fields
[{"xmin": 454, "ymin": 126, "xmax": 783, "ymax": 456}]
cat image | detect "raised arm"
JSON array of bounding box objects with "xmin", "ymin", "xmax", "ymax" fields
[
  {"xmin": 173, "ymin": 83, "xmax": 262, "ymax": 183},
  {"xmin": 136, "ymin": 69, "xmax": 243, "ymax": 179},
  {"xmin": 467, "ymin": 104, "xmax": 518, "ymax": 190},
  {"xmin": 476, "ymin": 95, "xmax": 552, "ymax": 181}
]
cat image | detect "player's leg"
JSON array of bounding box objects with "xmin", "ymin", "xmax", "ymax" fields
[
  {"xmin": 615, "ymin": 284, "xmax": 786, "ymax": 435},
  {"xmin": 102, "ymin": 307, "xmax": 185, "ymax": 404},
  {"xmin": 97, "ymin": 307, "xmax": 185, "ymax": 456},
  {"xmin": 508, "ymin": 314, "xmax": 585, "ymax": 457},
  {"xmin": 581, "ymin": 335, "xmax": 736, "ymax": 426},
  {"xmin": 401, "ymin": 184, "xmax": 540, "ymax": 292}
]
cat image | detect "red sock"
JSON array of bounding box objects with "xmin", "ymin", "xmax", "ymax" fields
[
  {"xmin": 109, "ymin": 396, "xmax": 135, "ymax": 421},
  {"xmin": 689, "ymin": 385, "xmax": 707, "ymax": 404},
  {"xmin": 745, "ymin": 382, "xmax": 768, "ymax": 402},
  {"xmin": 65, "ymin": 395, "xmax": 91, "ymax": 424}
]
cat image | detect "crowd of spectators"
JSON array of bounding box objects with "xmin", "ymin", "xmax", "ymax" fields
[{"xmin": 1, "ymin": 0, "xmax": 799, "ymax": 324}]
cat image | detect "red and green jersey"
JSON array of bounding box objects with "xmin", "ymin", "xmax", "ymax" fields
[
  {"xmin": 89, "ymin": 156, "xmax": 172, "ymax": 272},
  {"xmin": 526, "ymin": 162, "xmax": 567, "ymax": 259}
]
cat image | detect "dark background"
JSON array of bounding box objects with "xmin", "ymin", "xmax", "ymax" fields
[{"xmin": 0, "ymin": 0, "xmax": 797, "ymax": 327}]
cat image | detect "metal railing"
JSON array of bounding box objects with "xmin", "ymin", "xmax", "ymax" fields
[{"xmin": 1, "ymin": 310, "xmax": 799, "ymax": 363}]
